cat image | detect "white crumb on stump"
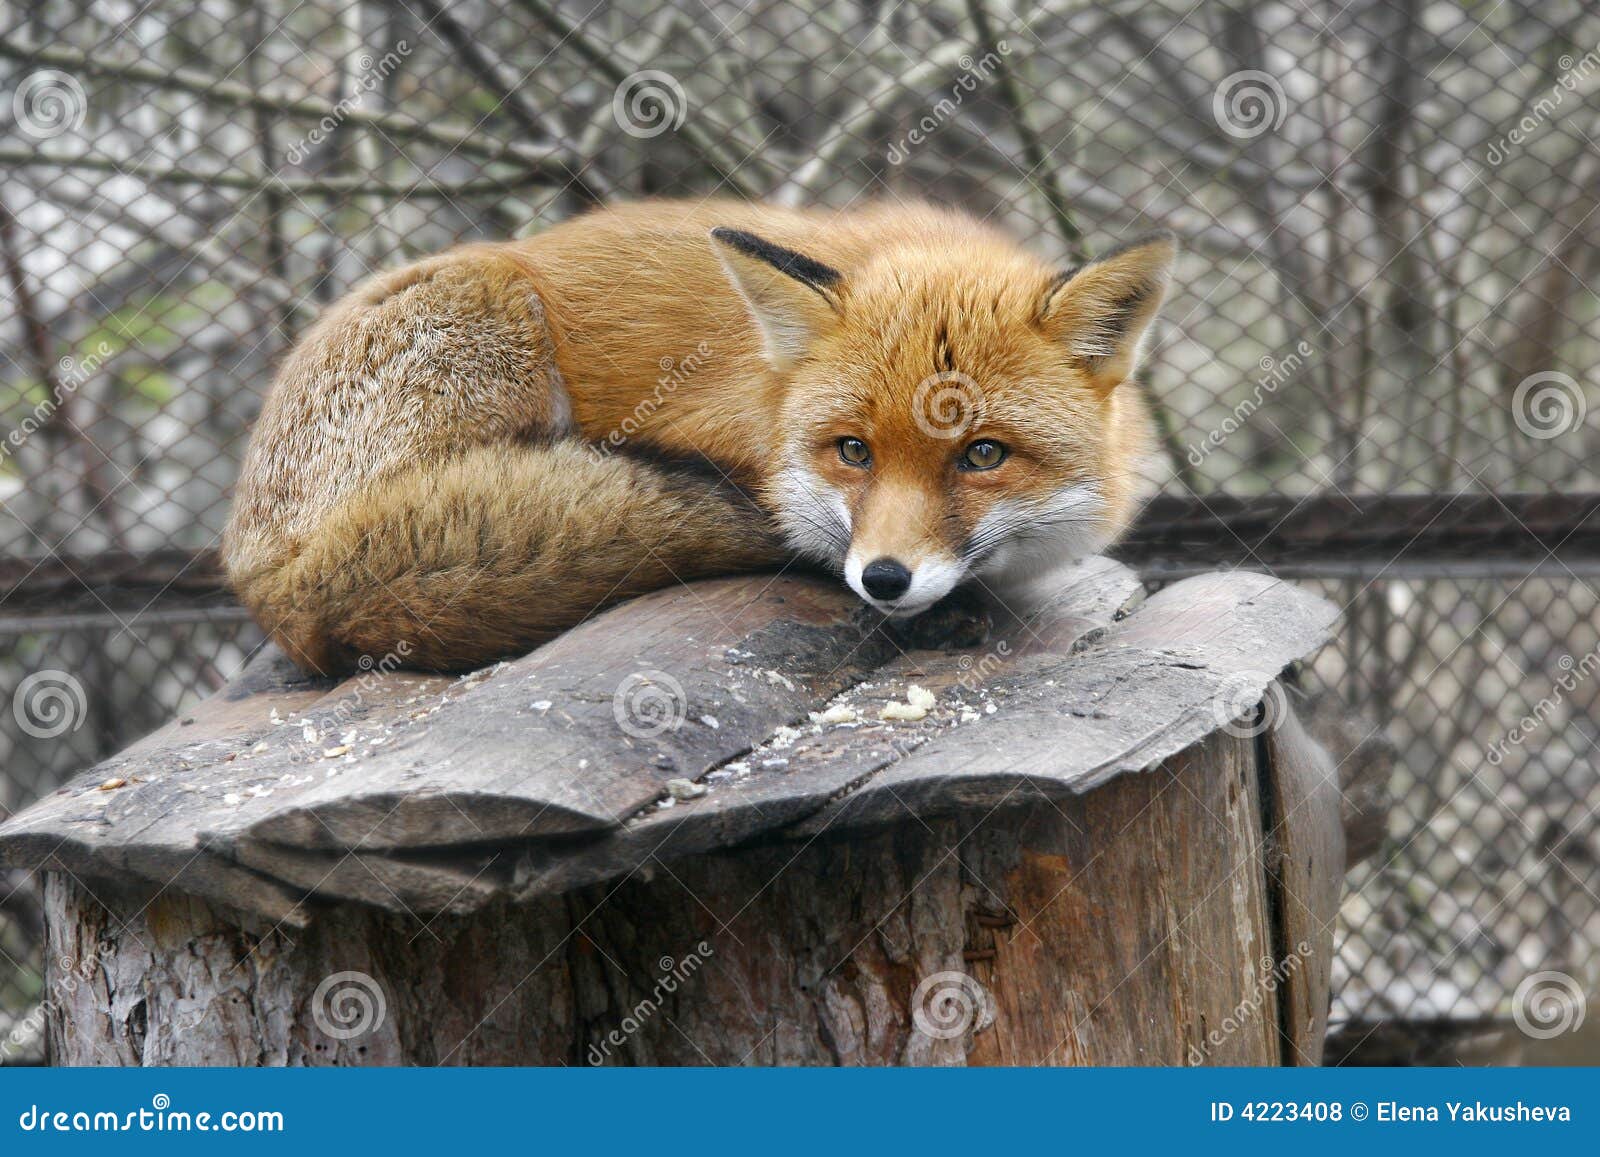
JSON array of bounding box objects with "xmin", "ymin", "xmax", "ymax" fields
[{"xmin": 879, "ymin": 684, "xmax": 936, "ymax": 721}]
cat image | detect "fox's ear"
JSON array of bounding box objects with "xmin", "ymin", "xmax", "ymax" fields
[
  {"xmin": 1038, "ymin": 232, "xmax": 1176, "ymax": 394},
  {"xmin": 710, "ymin": 227, "xmax": 842, "ymax": 370}
]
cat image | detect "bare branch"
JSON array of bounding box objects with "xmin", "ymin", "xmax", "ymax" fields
[
  {"xmin": 511, "ymin": 0, "xmax": 763, "ymax": 196},
  {"xmin": 780, "ymin": 37, "xmax": 977, "ymax": 201},
  {"xmin": 15, "ymin": 174, "xmax": 310, "ymax": 324},
  {"xmin": 0, "ymin": 196, "xmax": 126, "ymax": 549},
  {"xmin": 0, "ymin": 38, "xmax": 569, "ymax": 176},
  {"xmin": 964, "ymin": 0, "xmax": 1085, "ymax": 261},
  {"xmin": 399, "ymin": 0, "xmax": 611, "ymax": 204},
  {"xmin": 939, "ymin": 118, "xmax": 1258, "ymax": 255},
  {"xmin": 0, "ymin": 145, "xmax": 539, "ymax": 197}
]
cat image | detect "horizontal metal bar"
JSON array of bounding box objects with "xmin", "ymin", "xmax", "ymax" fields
[
  {"xmin": 0, "ymin": 549, "xmax": 229, "ymax": 618},
  {"xmin": 1141, "ymin": 557, "xmax": 1600, "ymax": 582},
  {"xmin": 1116, "ymin": 492, "xmax": 1600, "ymax": 573},
  {"xmin": 0, "ymin": 606, "xmax": 253, "ymax": 635},
  {"xmin": 0, "ymin": 495, "xmax": 1596, "ymax": 622}
]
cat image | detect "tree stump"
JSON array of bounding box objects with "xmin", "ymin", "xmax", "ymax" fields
[{"xmin": 0, "ymin": 561, "xmax": 1344, "ymax": 1066}]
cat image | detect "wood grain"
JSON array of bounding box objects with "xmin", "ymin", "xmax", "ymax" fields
[
  {"xmin": 9, "ymin": 564, "xmax": 1350, "ymax": 1067},
  {"xmin": 0, "ymin": 564, "xmax": 1338, "ymax": 920}
]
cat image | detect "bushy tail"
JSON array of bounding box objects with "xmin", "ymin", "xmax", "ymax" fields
[{"xmin": 226, "ymin": 441, "xmax": 786, "ymax": 675}]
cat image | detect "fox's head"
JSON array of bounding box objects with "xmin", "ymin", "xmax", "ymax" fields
[{"xmin": 711, "ymin": 218, "xmax": 1174, "ymax": 617}]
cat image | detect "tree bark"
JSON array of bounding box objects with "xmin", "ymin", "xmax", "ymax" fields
[{"xmin": 44, "ymin": 721, "xmax": 1338, "ymax": 1066}]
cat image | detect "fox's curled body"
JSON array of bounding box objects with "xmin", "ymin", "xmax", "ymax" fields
[{"xmin": 224, "ymin": 200, "xmax": 1174, "ymax": 675}]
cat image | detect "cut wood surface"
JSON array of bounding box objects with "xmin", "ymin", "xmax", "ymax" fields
[
  {"xmin": 4, "ymin": 561, "xmax": 1353, "ymax": 1066},
  {"xmin": 40, "ymin": 725, "xmax": 1316, "ymax": 1066},
  {"xmin": 0, "ymin": 560, "xmax": 1336, "ymax": 921}
]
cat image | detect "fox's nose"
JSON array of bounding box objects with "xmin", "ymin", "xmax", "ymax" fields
[{"xmin": 861, "ymin": 558, "xmax": 913, "ymax": 601}]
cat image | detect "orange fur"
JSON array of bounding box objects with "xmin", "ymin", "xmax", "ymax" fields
[{"xmin": 224, "ymin": 199, "xmax": 1174, "ymax": 674}]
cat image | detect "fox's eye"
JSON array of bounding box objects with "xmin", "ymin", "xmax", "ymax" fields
[
  {"xmin": 960, "ymin": 440, "xmax": 1007, "ymax": 470},
  {"xmin": 838, "ymin": 437, "xmax": 872, "ymax": 467}
]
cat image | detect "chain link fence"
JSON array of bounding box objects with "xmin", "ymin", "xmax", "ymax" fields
[{"xmin": 3, "ymin": 0, "xmax": 1598, "ymax": 1064}]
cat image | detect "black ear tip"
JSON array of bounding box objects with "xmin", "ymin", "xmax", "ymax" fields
[
  {"xmin": 709, "ymin": 226, "xmax": 755, "ymax": 250},
  {"xmin": 708, "ymin": 227, "xmax": 844, "ymax": 292}
]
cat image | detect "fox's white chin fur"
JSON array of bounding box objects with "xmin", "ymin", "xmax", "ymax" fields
[
  {"xmin": 774, "ymin": 462, "xmax": 1115, "ymax": 619},
  {"xmin": 842, "ymin": 554, "xmax": 965, "ymax": 617}
]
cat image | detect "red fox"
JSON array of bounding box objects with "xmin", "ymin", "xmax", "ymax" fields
[{"xmin": 224, "ymin": 200, "xmax": 1173, "ymax": 674}]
